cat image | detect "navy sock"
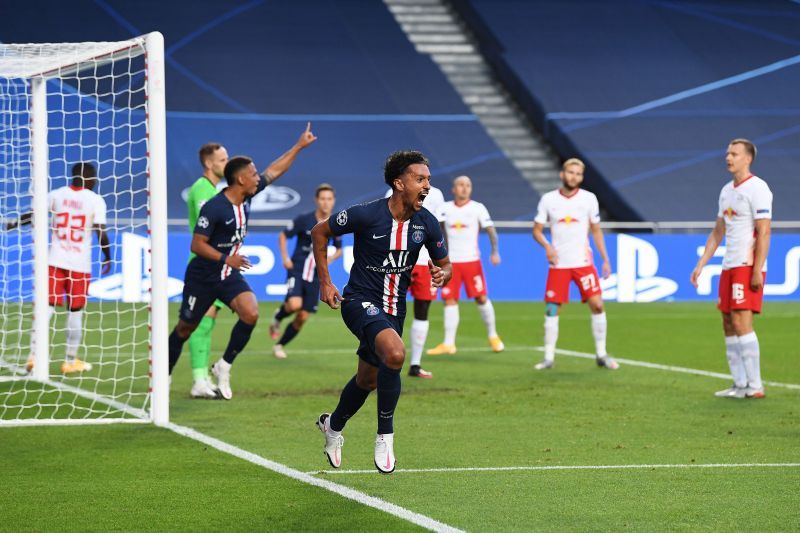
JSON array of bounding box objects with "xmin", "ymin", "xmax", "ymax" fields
[
  {"xmin": 168, "ymin": 328, "xmax": 188, "ymax": 374},
  {"xmin": 330, "ymin": 375, "xmax": 371, "ymax": 432},
  {"xmin": 274, "ymin": 305, "xmax": 290, "ymax": 322},
  {"xmin": 377, "ymin": 363, "xmax": 402, "ymax": 435},
  {"xmin": 278, "ymin": 324, "xmax": 299, "ymax": 346},
  {"xmin": 222, "ymin": 320, "xmax": 255, "ymax": 365}
]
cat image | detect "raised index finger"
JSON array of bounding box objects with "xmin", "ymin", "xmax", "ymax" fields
[{"xmin": 305, "ymin": 121, "xmax": 311, "ymax": 133}]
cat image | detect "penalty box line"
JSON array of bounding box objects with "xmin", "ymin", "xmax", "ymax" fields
[
  {"xmin": 165, "ymin": 422, "xmax": 464, "ymax": 533},
  {"xmin": 309, "ymin": 462, "xmax": 800, "ymax": 476}
]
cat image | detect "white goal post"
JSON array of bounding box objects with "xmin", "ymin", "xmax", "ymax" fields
[{"xmin": 0, "ymin": 32, "xmax": 168, "ymax": 426}]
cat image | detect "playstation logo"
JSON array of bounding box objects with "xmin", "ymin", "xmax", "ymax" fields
[{"xmin": 600, "ymin": 234, "xmax": 678, "ymax": 302}]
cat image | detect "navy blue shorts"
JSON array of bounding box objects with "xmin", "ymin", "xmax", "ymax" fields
[
  {"xmin": 285, "ymin": 270, "xmax": 319, "ymax": 313},
  {"xmin": 179, "ymin": 269, "xmax": 252, "ymax": 324},
  {"xmin": 340, "ymin": 298, "xmax": 404, "ymax": 367}
]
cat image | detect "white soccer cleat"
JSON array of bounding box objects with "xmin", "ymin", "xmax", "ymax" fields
[
  {"xmin": 596, "ymin": 356, "xmax": 619, "ymax": 370},
  {"xmin": 534, "ymin": 359, "xmax": 554, "ymax": 370},
  {"xmin": 374, "ymin": 433, "xmax": 396, "ymax": 474},
  {"xmin": 316, "ymin": 413, "xmax": 343, "ymax": 468},
  {"xmin": 212, "ymin": 360, "xmax": 233, "ymax": 400},
  {"xmin": 273, "ymin": 344, "xmax": 287, "ymax": 359},
  {"xmin": 714, "ymin": 385, "xmax": 746, "ymax": 399},
  {"xmin": 190, "ymin": 379, "xmax": 220, "ymax": 399}
]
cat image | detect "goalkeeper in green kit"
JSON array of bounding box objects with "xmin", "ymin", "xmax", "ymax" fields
[{"xmin": 185, "ymin": 142, "xmax": 229, "ymax": 398}]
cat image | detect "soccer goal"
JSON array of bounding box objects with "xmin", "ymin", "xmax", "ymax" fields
[{"xmin": 0, "ymin": 33, "xmax": 169, "ymax": 426}]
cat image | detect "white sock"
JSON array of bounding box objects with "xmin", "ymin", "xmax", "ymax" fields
[
  {"xmin": 724, "ymin": 336, "xmax": 747, "ymax": 388},
  {"xmin": 477, "ymin": 300, "xmax": 497, "ymax": 338},
  {"xmin": 591, "ymin": 312, "xmax": 608, "ymax": 357},
  {"xmin": 543, "ymin": 316, "xmax": 559, "ymax": 362},
  {"xmin": 738, "ymin": 332, "xmax": 762, "ymax": 390},
  {"xmin": 30, "ymin": 306, "xmax": 56, "ymax": 355},
  {"xmin": 65, "ymin": 309, "xmax": 84, "ymax": 361},
  {"xmin": 443, "ymin": 305, "xmax": 459, "ymax": 346},
  {"xmin": 410, "ymin": 319, "xmax": 429, "ymax": 367}
]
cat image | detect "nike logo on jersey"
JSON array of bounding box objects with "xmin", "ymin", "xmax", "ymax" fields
[
  {"xmin": 225, "ymin": 218, "xmax": 235, "ymax": 225},
  {"xmin": 372, "ymin": 234, "xmax": 387, "ymax": 239}
]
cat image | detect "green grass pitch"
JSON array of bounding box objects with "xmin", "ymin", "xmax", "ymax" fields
[{"xmin": 2, "ymin": 301, "xmax": 799, "ymax": 530}]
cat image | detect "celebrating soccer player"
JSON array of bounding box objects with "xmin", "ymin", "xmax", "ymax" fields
[
  {"xmin": 7, "ymin": 163, "xmax": 111, "ymax": 374},
  {"xmin": 532, "ymin": 158, "xmax": 617, "ymax": 371},
  {"xmin": 268, "ymin": 183, "xmax": 343, "ymax": 359},
  {"xmin": 311, "ymin": 150, "xmax": 451, "ymax": 474},
  {"xmin": 184, "ymin": 143, "xmax": 228, "ymax": 399},
  {"xmin": 691, "ymin": 139, "xmax": 772, "ymax": 399},
  {"xmin": 167, "ymin": 124, "xmax": 317, "ymax": 400},
  {"xmin": 427, "ymin": 175, "xmax": 503, "ymax": 356}
]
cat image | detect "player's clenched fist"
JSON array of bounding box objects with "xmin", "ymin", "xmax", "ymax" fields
[{"xmin": 428, "ymin": 259, "xmax": 446, "ymax": 288}]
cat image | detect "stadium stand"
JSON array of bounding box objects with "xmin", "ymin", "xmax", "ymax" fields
[
  {"xmin": 0, "ymin": 0, "xmax": 539, "ymax": 221},
  {"xmin": 452, "ymin": 0, "xmax": 800, "ymax": 221}
]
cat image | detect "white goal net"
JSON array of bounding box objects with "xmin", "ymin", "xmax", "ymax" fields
[{"xmin": 0, "ymin": 33, "xmax": 168, "ymax": 426}]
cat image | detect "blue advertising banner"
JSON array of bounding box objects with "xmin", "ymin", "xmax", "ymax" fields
[{"xmin": 2, "ymin": 231, "xmax": 798, "ymax": 303}]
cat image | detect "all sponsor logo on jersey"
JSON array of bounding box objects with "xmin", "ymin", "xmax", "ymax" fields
[
  {"xmin": 336, "ymin": 210, "xmax": 348, "ymax": 226},
  {"xmin": 411, "ymin": 230, "xmax": 424, "ymax": 243}
]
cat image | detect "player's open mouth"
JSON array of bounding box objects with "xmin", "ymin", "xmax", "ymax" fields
[{"xmin": 416, "ymin": 191, "xmax": 427, "ymax": 208}]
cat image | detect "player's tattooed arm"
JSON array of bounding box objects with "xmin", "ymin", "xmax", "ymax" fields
[
  {"xmin": 261, "ymin": 122, "xmax": 318, "ymax": 185},
  {"xmin": 429, "ymin": 257, "xmax": 452, "ymax": 288},
  {"xmin": 311, "ymin": 220, "xmax": 343, "ymax": 309},
  {"xmin": 94, "ymin": 224, "xmax": 112, "ymax": 275},
  {"xmin": 532, "ymin": 222, "xmax": 558, "ymax": 265},
  {"xmin": 485, "ymin": 226, "xmax": 501, "ymax": 265},
  {"xmin": 190, "ymin": 233, "xmax": 251, "ymax": 271},
  {"xmin": 690, "ymin": 217, "xmax": 725, "ymax": 287}
]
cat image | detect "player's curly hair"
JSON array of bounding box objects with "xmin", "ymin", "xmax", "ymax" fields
[
  {"xmin": 384, "ymin": 150, "xmax": 429, "ymax": 189},
  {"xmin": 224, "ymin": 156, "xmax": 253, "ymax": 185},
  {"xmin": 71, "ymin": 162, "xmax": 96, "ymax": 187}
]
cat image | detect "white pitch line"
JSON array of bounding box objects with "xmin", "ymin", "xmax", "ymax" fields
[
  {"xmin": 166, "ymin": 423, "xmax": 463, "ymax": 533},
  {"xmin": 308, "ymin": 462, "xmax": 800, "ymax": 476},
  {"xmin": 542, "ymin": 347, "xmax": 800, "ymax": 390}
]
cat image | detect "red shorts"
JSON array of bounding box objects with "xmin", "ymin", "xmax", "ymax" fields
[
  {"xmin": 408, "ymin": 264, "xmax": 438, "ymax": 301},
  {"xmin": 441, "ymin": 260, "xmax": 487, "ymax": 301},
  {"xmin": 49, "ymin": 266, "xmax": 91, "ymax": 309},
  {"xmin": 545, "ymin": 266, "xmax": 601, "ymax": 304},
  {"xmin": 718, "ymin": 266, "xmax": 764, "ymax": 314}
]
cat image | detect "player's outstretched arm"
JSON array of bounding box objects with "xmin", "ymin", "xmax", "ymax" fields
[
  {"xmin": 590, "ymin": 222, "xmax": 611, "ymax": 279},
  {"xmin": 262, "ymin": 122, "xmax": 318, "ymax": 185},
  {"xmin": 94, "ymin": 224, "xmax": 112, "ymax": 275},
  {"xmin": 311, "ymin": 220, "xmax": 342, "ymax": 309},
  {"xmin": 690, "ymin": 217, "xmax": 725, "ymax": 287},
  {"xmin": 429, "ymin": 257, "xmax": 452, "ymax": 288},
  {"xmin": 191, "ymin": 234, "xmax": 250, "ymax": 271},
  {"xmin": 533, "ymin": 222, "xmax": 558, "ymax": 265},
  {"xmin": 5, "ymin": 211, "xmax": 32, "ymax": 230}
]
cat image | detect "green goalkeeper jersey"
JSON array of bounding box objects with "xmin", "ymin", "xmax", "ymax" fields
[{"xmin": 186, "ymin": 176, "xmax": 219, "ymax": 260}]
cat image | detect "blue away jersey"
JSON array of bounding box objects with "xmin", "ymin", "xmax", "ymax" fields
[
  {"xmin": 284, "ymin": 211, "xmax": 342, "ymax": 282},
  {"xmin": 329, "ymin": 198, "xmax": 447, "ymax": 317},
  {"xmin": 192, "ymin": 175, "xmax": 267, "ymax": 280}
]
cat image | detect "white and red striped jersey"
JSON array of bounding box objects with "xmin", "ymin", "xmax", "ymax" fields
[
  {"xmin": 534, "ymin": 188, "xmax": 600, "ymax": 269},
  {"xmin": 437, "ymin": 200, "xmax": 493, "ymax": 263},
  {"xmin": 717, "ymin": 175, "xmax": 772, "ymax": 270},
  {"xmin": 386, "ymin": 185, "xmax": 445, "ymax": 265},
  {"xmin": 48, "ymin": 185, "xmax": 108, "ymax": 274}
]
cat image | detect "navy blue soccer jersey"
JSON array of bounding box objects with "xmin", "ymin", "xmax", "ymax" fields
[
  {"xmin": 284, "ymin": 211, "xmax": 342, "ymax": 282},
  {"xmin": 329, "ymin": 198, "xmax": 447, "ymax": 317},
  {"xmin": 192, "ymin": 175, "xmax": 267, "ymax": 280}
]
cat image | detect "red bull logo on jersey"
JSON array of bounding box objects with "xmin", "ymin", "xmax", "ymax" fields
[
  {"xmin": 449, "ymin": 221, "xmax": 467, "ymax": 230},
  {"xmin": 723, "ymin": 207, "xmax": 738, "ymax": 219},
  {"xmin": 557, "ymin": 216, "xmax": 579, "ymax": 224}
]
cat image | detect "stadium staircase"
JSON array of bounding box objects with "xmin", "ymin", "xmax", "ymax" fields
[{"xmin": 384, "ymin": 0, "xmax": 562, "ymax": 195}]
